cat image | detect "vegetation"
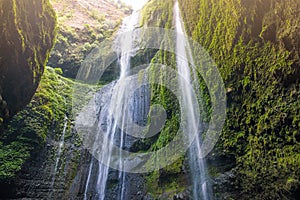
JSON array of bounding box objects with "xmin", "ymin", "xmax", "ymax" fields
[
  {"xmin": 48, "ymin": 0, "xmax": 131, "ymax": 78},
  {"xmin": 136, "ymin": 0, "xmax": 194, "ymax": 198},
  {"xmin": 141, "ymin": 0, "xmax": 174, "ymax": 27},
  {"xmin": 0, "ymin": 0, "xmax": 57, "ymax": 128},
  {"xmin": 0, "ymin": 0, "xmax": 123, "ymax": 192},
  {"xmin": 1, "ymin": 0, "xmax": 299, "ymax": 199},
  {"xmin": 135, "ymin": 0, "xmax": 300, "ymax": 198},
  {"xmin": 0, "ymin": 67, "xmax": 73, "ymax": 180},
  {"xmin": 179, "ymin": 0, "xmax": 300, "ymax": 199}
]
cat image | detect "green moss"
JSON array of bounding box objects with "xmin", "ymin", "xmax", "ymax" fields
[
  {"xmin": 136, "ymin": 0, "xmax": 197, "ymax": 197},
  {"xmin": 140, "ymin": 0, "xmax": 174, "ymax": 28},
  {"xmin": 0, "ymin": 67, "xmax": 74, "ymax": 179},
  {"xmin": 54, "ymin": 67, "xmax": 63, "ymax": 75},
  {"xmin": 12, "ymin": 0, "xmax": 25, "ymax": 52},
  {"xmin": 0, "ymin": 141, "xmax": 32, "ymax": 179},
  {"xmin": 137, "ymin": 0, "xmax": 300, "ymax": 198},
  {"xmin": 146, "ymin": 158, "xmax": 186, "ymax": 199},
  {"xmin": 179, "ymin": 0, "xmax": 300, "ymax": 198},
  {"xmin": 0, "ymin": 0, "xmax": 58, "ymax": 179}
]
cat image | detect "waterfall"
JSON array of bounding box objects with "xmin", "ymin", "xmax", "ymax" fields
[
  {"xmin": 82, "ymin": 10, "xmax": 141, "ymax": 200},
  {"xmin": 115, "ymin": 9, "xmax": 140, "ymax": 200},
  {"xmin": 49, "ymin": 116, "xmax": 68, "ymax": 198},
  {"xmin": 76, "ymin": 1, "xmax": 214, "ymax": 199},
  {"xmin": 174, "ymin": 1, "xmax": 212, "ymax": 200}
]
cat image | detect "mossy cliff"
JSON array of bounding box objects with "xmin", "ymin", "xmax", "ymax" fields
[
  {"xmin": 0, "ymin": 0, "xmax": 126, "ymax": 198},
  {"xmin": 0, "ymin": 0, "xmax": 57, "ymax": 128},
  {"xmin": 134, "ymin": 0, "xmax": 300, "ymax": 199},
  {"xmin": 0, "ymin": 0, "xmax": 299, "ymax": 199},
  {"xmin": 178, "ymin": 0, "xmax": 300, "ymax": 199},
  {"xmin": 134, "ymin": 1, "xmax": 193, "ymax": 199},
  {"xmin": 0, "ymin": 67, "xmax": 82, "ymax": 198}
]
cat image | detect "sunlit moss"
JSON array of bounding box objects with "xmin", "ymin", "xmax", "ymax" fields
[
  {"xmin": 179, "ymin": 0, "xmax": 300, "ymax": 198},
  {"xmin": 0, "ymin": 67, "xmax": 73, "ymax": 179}
]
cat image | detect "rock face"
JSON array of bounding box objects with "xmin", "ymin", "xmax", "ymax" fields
[
  {"xmin": 69, "ymin": 80, "xmax": 150, "ymax": 199},
  {"xmin": 179, "ymin": 0, "xmax": 300, "ymax": 199},
  {"xmin": 0, "ymin": 68, "xmax": 79, "ymax": 199},
  {"xmin": 0, "ymin": 128, "xmax": 82, "ymax": 199},
  {"xmin": 0, "ymin": 0, "xmax": 56, "ymax": 127}
]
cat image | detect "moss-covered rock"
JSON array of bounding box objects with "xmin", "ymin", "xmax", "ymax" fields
[
  {"xmin": 0, "ymin": 67, "xmax": 73, "ymax": 180},
  {"xmin": 135, "ymin": 1, "xmax": 194, "ymax": 198},
  {"xmin": 135, "ymin": 0, "xmax": 300, "ymax": 198},
  {"xmin": 0, "ymin": 0, "xmax": 57, "ymax": 128},
  {"xmin": 0, "ymin": 67, "xmax": 83, "ymax": 198},
  {"xmin": 179, "ymin": 0, "xmax": 300, "ymax": 199}
]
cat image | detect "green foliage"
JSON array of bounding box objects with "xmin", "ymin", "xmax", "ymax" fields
[
  {"xmin": 138, "ymin": 0, "xmax": 215, "ymax": 197},
  {"xmin": 179, "ymin": 0, "xmax": 300, "ymax": 198},
  {"xmin": 54, "ymin": 67, "xmax": 63, "ymax": 75},
  {"xmin": 0, "ymin": 0, "xmax": 58, "ymax": 179},
  {"xmin": 0, "ymin": 141, "xmax": 32, "ymax": 179},
  {"xmin": 48, "ymin": 0, "xmax": 127, "ymax": 78},
  {"xmin": 140, "ymin": 0, "xmax": 174, "ymax": 28},
  {"xmin": 89, "ymin": 9, "xmax": 105, "ymax": 22},
  {"xmin": 137, "ymin": 0, "xmax": 209, "ymax": 197},
  {"xmin": 146, "ymin": 158, "xmax": 186, "ymax": 199},
  {"xmin": 48, "ymin": 17, "xmax": 121, "ymax": 78},
  {"xmin": 0, "ymin": 67, "xmax": 74, "ymax": 179}
]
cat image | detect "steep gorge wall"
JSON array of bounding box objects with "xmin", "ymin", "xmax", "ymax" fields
[
  {"xmin": 179, "ymin": 0, "xmax": 300, "ymax": 199},
  {"xmin": 0, "ymin": 67, "xmax": 81, "ymax": 199},
  {"xmin": 1, "ymin": 0, "xmax": 299, "ymax": 199},
  {"xmin": 0, "ymin": 1, "xmax": 130, "ymax": 199},
  {"xmin": 0, "ymin": 0, "xmax": 56, "ymax": 127}
]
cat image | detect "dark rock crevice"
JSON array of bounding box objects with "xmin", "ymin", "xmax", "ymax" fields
[{"xmin": 0, "ymin": 0, "xmax": 56, "ymax": 128}]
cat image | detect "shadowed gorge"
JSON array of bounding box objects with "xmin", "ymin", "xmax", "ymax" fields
[{"xmin": 0, "ymin": 0, "xmax": 299, "ymax": 199}]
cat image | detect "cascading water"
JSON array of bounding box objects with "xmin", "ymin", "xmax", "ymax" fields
[
  {"xmin": 82, "ymin": 9, "xmax": 141, "ymax": 200},
  {"xmin": 77, "ymin": 1, "xmax": 213, "ymax": 199},
  {"xmin": 174, "ymin": 1, "xmax": 212, "ymax": 199},
  {"xmin": 49, "ymin": 116, "xmax": 68, "ymax": 198},
  {"xmin": 114, "ymin": 9, "xmax": 140, "ymax": 200}
]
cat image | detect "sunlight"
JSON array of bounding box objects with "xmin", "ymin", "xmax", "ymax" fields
[{"xmin": 120, "ymin": 0, "xmax": 149, "ymax": 10}]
